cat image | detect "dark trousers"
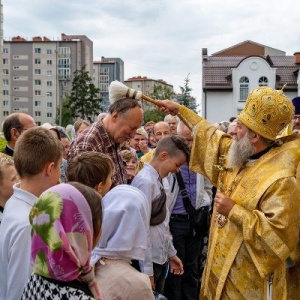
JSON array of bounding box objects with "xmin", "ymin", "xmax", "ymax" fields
[
  {"xmin": 153, "ymin": 262, "xmax": 169, "ymax": 294},
  {"xmin": 164, "ymin": 215, "xmax": 203, "ymax": 300}
]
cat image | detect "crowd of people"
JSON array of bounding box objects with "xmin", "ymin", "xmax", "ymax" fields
[{"xmin": 0, "ymin": 88, "xmax": 300, "ymax": 300}]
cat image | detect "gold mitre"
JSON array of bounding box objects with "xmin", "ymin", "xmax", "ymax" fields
[{"xmin": 238, "ymin": 86, "xmax": 295, "ymax": 140}]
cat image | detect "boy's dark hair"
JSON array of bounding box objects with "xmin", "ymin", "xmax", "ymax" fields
[
  {"xmin": 109, "ymin": 98, "xmax": 141, "ymax": 116},
  {"xmin": 67, "ymin": 152, "xmax": 113, "ymax": 188},
  {"xmin": 14, "ymin": 127, "xmax": 63, "ymax": 178},
  {"xmin": 155, "ymin": 135, "xmax": 190, "ymax": 162},
  {"xmin": 68, "ymin": 181, "xmax": 102, "ymax": 243}
]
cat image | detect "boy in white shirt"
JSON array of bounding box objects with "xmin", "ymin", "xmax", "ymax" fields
[
  {"xmin": 0, "ymin": 127, "xmax": 63, "ymax": 300},
  {"xmin": 132, "ymin": 135, "xmax": 190, "ymax": 293}
]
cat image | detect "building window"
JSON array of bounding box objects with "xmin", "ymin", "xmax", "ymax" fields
[
  {"xmin": 3, "ymin": 79, "xmax": 9, "ymax": 85},
  {"xmin": 35, "ymin": 90, "xmax": 41, "ymax": 96},
  {"xmin": 100, "ymin": 83, "xmax": 109, "ymax": 92},
  {"xmin": 13, "ymin": 97, "xmax": 20, "ymax": 101},
  {"xmin": 100, "ymin": 67, "xmax": 109, "ymax": 75},
  {"xmin": 35, "ymin": 69, "xmax": 41, "ymax": 75},
  {"xmin": 47, "ymin": 102, "xmax": 52, "ymax": 108},
  {"xmin": 3, "ymin": 111, "xmax": 9, "ymax": 116},
  {"xmin": 35, "ymin": 80, "xmax": 41, "ymax": 85},
  {"xmin": 13, "ymin": 66, "xmax": 20, "ymax": 70},
  {"xmin": 47, "ymin": 70, "xmax": 52, "ymax": 76},
  {"xmin": 47, "ymin": 92, "xmax": 53, "ymax": 97},
  {"xmin": 2, "ymin": 58, "xmax": 8, "ymax": 64},
  {"xmin": 47, "ymin": 49, "xmax": 52, "ymax": 55},
  {"xmin": 47, "ymin": 81, "xmax": 52, "ymax": 87},
  {"xmin": 3, "ymin": 90, "xmax": 9, "ymax": 95},
  {"xmin": 13, "ymin": 87, "xmax": 19, "ymax": 91},
  {"xmin": 3, "ymin": 101, "xmax": 9, "ymax": 106},
  {"xmin": 58, "ymin": 47, "xmax": 71, "ymax": 56},
  {"xmin": 35, "ymin": 101, "xmax": 41, "ymax": 107},
  {"xmin": 35, "ymin": 111, "xmax": 41, "ymax": 117},
  {"xmin": 258, "ymin": 76, "xmax": 268, "ymax": 86},
  {"xmin": 3, "ymin": 48, "xmax": 9, "ymax": 54},
  {"xmin": 47, "ymin": 112, "xmax": 52, "ymax": 118},
  {"xmin": 239, "ymin": 76, "xmax": 249, "ymax": 101},
  {"xmin": 35, "ymin": 48, "xmax": 41, "ymax": 54},
  {"xmin": 3, "ymin": 69, "xmax": 9, "ymax": 75},
  {"xmin": 35, "ymin": 58, "xmax": 41, "ymax": 64},
  {"xmin": 47, "ymin": 60, "xmax": 52, "ymax": 65}
]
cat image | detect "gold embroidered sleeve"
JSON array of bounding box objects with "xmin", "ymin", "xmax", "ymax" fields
[{"xmin": 228, "ymin": 177, "xmax": 300, "ymax": 278}]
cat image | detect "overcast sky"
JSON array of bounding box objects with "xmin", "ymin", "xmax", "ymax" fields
[{"xmin": 3, "ymin": 0, "xmax": 300, "ymax": 103}]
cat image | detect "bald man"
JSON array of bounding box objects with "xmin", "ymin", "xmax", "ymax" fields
[{"xmin": 2, "ymin": 113, "xmax": 36, "ymax": 156}]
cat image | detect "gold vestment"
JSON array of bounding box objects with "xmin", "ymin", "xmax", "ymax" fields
[{"xmin": 178, "ymin": 106, "xmax": 300, "ymax": 300}]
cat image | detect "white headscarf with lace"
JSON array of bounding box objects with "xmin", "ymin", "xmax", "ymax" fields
[{"xmin": 91, "ymin": 185, "xmax": 149, "ymax": 265}]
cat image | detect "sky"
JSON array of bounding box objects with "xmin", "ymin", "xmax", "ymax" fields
[{"xmin": 3, "ymin": 0, "xmax": 300, "ymax": 105}]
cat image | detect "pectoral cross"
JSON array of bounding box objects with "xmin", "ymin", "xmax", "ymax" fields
[
  {"xmin": 214, "ymin": 155, "xmax": 232, "ymax": 193},
  {"xmin": 214, "ymin": 155, "xmax": 232, "ymax": 227}
]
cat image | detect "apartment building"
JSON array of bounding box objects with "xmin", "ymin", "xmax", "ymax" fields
[
  {"xmin": 93, "ymin": 56, "xmax": 124, "ymax": 112},
  {"xmin": 1, "ymin": 33, "xmax": 93, "ymax": 125}
]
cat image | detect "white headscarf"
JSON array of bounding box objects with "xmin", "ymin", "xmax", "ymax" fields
[{"xmin": 91, "ymin": 185, "xmax": 149, "ymax": 265}]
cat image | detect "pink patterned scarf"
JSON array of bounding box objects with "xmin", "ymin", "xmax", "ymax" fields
[{"xmin": 29, "ymin": 183, "xmax": 103, "ymax": 299}]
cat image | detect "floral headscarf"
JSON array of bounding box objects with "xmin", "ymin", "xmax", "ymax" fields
[{"xmin": 29, "ymin": 183, "xmax": 103, "ymax": 300}]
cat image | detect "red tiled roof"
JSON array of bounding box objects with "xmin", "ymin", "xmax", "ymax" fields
[{"xmin": 203, "ymin": 56, "xmax": 299, "ymax": 90}]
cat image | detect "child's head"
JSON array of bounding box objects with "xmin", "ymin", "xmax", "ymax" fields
[
  {"xmin": 152, "ymin": 135, "xmax": 190, "ymax": 178},
  {"xmin": 0, "ymin": 155, "xmax": 17, "ymax": 205},
  {"xmin": 67, "ymin": 152, "xmax": 113, "ymax": 196},
  {"xmin": 74, "ymin": 119, "xmax": 90, "ymax": 136},
  {"xmin": 14, "ymin": 127, "xmax": 63, "ymax": 181},
  {"xmin": 29, "ymin": 182, "xmax": 102, "ymax": 298},
  {"xmin": 119, "ymin": 149, "xmax": 138, "ymax": 180}
]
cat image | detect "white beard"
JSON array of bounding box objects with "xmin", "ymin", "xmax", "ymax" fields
[{"xmin": 227, "ymin": 133, "xmax": 255, "ymax": 169}]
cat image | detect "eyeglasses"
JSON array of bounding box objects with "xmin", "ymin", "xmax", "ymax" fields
[{"xmin": 293, "ymin": 115, "xmax": 300, "ymax": 120}]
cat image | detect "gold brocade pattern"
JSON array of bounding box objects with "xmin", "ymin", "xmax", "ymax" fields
[
  {"xmin": 238, "ymin": 86, "xmax": 294, "ymax": 141},
  {"xmin": 178, "ymin": 106, "xmax": 300, "ymax": 300}
]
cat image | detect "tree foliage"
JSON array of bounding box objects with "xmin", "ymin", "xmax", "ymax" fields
[
  {"xmin": 66, "ymin": 65, "xmax": 102, "ymax": 123},
  {"xmin": 56, "ymin": 97, "xmax": 74, "ymax": 127},
  {"xmin": 142, "ymin": 84, "xmax": 176, "ymax": 123},
  {"xmin": 148, "ymin": 84, "xmax": 176, "ymax": 100},
  {"xmin": 143, "ymin": 109, "xmax": 165, "ymax": 123},
  {"xmin": 177, "ymin": 74, "xmax": 198, "ymax": 112}
]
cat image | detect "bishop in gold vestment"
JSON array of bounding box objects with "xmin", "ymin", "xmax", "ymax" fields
[{"xmin": 156, "ymin": 87, "xmax": 300, "ymax": 300}]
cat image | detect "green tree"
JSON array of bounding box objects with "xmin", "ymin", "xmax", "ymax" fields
[
  {"xmin": 148, "ymin": 84, "xmax": 176, "ymax": 100},
  {"xmin": 177, "ymin": 74, "xmax": 198, "ymax": 112},
  {"xmin": 66, "ymin": 65, "xmax": 102, "ymax": 123},
  {"xmin": 56, "ymin": 96, "xmax": 74, "ymax": 127},
  {"xmin": 143, "ymin": 109, "xmax": 165, "ymax": 123},
  {"xmin": 141, "ymin": 84, "xmax": 176, "ymax": 123}
]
